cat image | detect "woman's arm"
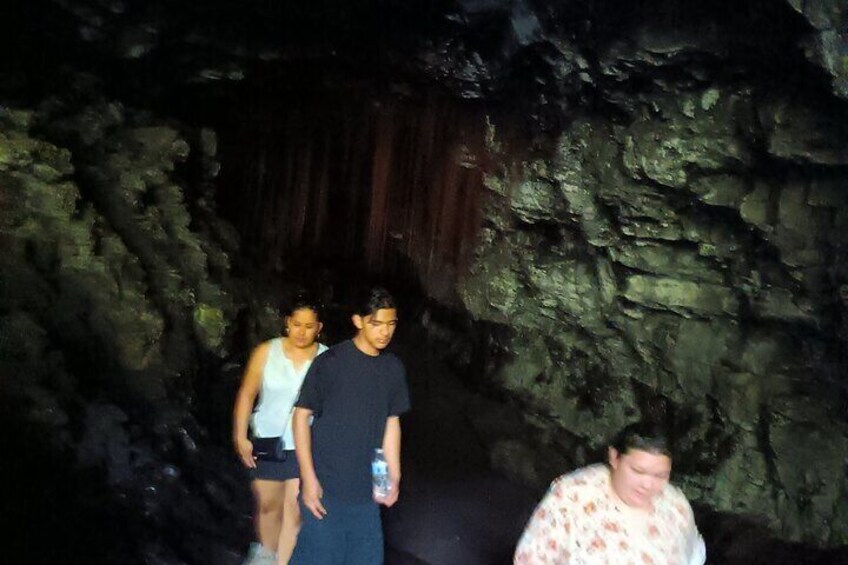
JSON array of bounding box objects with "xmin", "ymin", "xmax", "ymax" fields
[
  {"xmin": 514, "ymin": 479, "xmax": 571, "ymax": 564},
  {"xmin": 688, "ymin": 534, "xmax": 706, "ymax": 565},
  {"xmin": 232, "ymin": 342, "xmax": 269, "ymax": 468},
  {"xmin": 684, "ymin": 506, "xmax": 706, "ymax": 565},
  {"xmin": 378, "ymin": 416, "xmax": 402, "ymax": 507}
]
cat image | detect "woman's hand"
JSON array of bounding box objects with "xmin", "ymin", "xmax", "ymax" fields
[
  {"xmin": 235, "ymin": 437, "xmax": 256, "ymax": 468},
  {"xmin": 301, "ymin": 477, "xmax": 327, "ymax": 519},
  {"xmin": 232, "ymin": 342, "xmax": 270, "ymax": 470}
]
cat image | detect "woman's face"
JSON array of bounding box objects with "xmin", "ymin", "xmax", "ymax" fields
[
  {"xmin": 608, "ymin": 447, "xmax": 671, "ymax": 510},
  {"xmin": 285, "ymin": 307, "xmax": 322, "ymax": 349}
]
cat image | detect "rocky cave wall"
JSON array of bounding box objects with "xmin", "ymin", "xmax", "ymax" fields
[
  {"xmin": 1, "ymin": 0, "xmax": 847, "ymax": 554},
  {"xmin": 423, "ymin": 0, "xmax": 848, "ymax": 546},
  {"xmin": 0, "ymin": 75, "xmax": 272, "ymax": 561},
  {"xmin": 455, "ymin": 87, "xmax": 848, "ymax": 545}
]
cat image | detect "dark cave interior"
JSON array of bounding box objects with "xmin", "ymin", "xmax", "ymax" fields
[{"xmin": 2, "ymin": 0, "xmax": 848, "ymax": 564}]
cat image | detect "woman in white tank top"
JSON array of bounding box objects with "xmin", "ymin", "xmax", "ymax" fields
[{"xmin": 233, "ymin": 295, "xmax": 327, "ymax": 565}]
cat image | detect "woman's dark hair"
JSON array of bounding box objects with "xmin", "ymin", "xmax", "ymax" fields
[
  {"xmin": 282, "ymin": 291, "xmax": 323, "ymax": 319},
  {"xmin": 610, "ymin": 421, "xmax": 672, "ymax": 458},
  {"xmin": 352, "ymin": 286, "xmax": 396, "ymax": 317}
]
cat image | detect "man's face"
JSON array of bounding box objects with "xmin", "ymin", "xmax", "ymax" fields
[{"xmin": 353, "ymin": 308, "xmax": 398, "ymax": 355}]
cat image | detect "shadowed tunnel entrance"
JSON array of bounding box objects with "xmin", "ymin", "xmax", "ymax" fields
[{"xmin": 217, "ymin": 87, "xmax": 488, "ymax": 293}]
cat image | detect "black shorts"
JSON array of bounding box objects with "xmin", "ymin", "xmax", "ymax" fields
[{"xmin": 250, "ymin": 449, "xmax": 299, "ymax": 481}]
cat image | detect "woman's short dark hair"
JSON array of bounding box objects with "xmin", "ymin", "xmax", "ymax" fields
[
  {"xmin": 282, "ymin": 291, "xmax": 323, "ymax": 320},
  {"xmin": 610, "ymin": 421, "xmax": 672, "ymax": 458},
  {"xmin": 352, "ymin": 286, "xmax": 396, "ymax": 317}
]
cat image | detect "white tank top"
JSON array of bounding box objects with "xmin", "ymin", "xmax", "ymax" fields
[{"xmin": 251, "ymin": 338, "xmax": 327, "ymax": 449}]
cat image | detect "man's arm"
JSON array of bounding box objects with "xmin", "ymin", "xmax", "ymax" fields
[
  {"xmin": 378, "ymin": 415, "xmax": 402, "ymax": 507},
  {"xmin": 293, "ymin": 406, "xmax": 326, "ymax": 519}
]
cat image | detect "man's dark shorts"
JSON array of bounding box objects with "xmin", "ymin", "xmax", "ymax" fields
[{"xmin": 290, "ymin": 497, "xmax": 383, "ymax": 565}]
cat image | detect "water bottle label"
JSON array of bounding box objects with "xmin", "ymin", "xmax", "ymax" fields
[
  {"xmin": 372, "ymin": 461, "xmax": 387, "ymax": 474},
  {"xmin": 372, "ymin": 450, "xmax": 389, "ymax": 498}
]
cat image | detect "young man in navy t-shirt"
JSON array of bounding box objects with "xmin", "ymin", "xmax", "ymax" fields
[{"xmin": 290, "ymin": 287, "xmax": 411, "ymax": 564}]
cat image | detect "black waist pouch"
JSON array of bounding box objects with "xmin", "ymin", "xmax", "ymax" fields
[{"xmin": 252, "ymin": 436, "xmax": 286, "ymax": 462}]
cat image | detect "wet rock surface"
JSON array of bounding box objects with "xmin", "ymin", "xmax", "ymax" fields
[{"xmin": 448, "ymin": 62, "xmax": 848, "ymax": 543}]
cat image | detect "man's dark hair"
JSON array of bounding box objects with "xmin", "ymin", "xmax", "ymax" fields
[
  {"xmin": 610, "ymin": 421, "xmax": 672, "ymax": 458},
  {"xmin": 352, "ymin": 286, "xmax": 396, "ymax": 317}
]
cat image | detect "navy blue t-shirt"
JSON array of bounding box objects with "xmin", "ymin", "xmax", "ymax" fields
[{"xmin": 295, "ymin": 339, "xmax": 411, "ymax": 503}]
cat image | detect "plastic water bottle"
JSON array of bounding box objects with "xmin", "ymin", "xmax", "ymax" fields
[{"xmin": 372, "ymin": 448, "xmax": 390, "ymax": 499}]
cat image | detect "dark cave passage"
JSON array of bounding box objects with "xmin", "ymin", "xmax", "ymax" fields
[{"xmin": 214, "ymin": 85, "xmax": 489, "ymax": 296}]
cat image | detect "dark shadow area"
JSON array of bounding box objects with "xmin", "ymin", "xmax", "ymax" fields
[{"xmin": 0, "ymin": 403, "xmax": 142, "ymax": 563}]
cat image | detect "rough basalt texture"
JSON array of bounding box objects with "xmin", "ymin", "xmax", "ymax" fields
[
  {"xmin": 0, "ymin": 80, "xmax": 253, "ymax": 561},
  {"xmin": 372, "ymin": 0, "xmax": 848, "ymax": 546},
  {"xmin": 451, "ymin": 68, "xmax": 848, "ymax": 548}
]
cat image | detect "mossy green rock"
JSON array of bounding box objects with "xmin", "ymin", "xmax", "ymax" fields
[{"xmin": 455, "ymin": 76, "xmax": 848, "ymax": 543}]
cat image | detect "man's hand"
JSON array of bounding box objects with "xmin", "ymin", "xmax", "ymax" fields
[
  {"xmin": 376, "ymin": 478, "xmax": 400, "ymax": 507},
  {"xmin": 301, "ymin": 477, "xmax": 327, "ymax": 519},
  {"xmin": 235, "ymin": 437, "xmax": 256, "ymax": 469}
]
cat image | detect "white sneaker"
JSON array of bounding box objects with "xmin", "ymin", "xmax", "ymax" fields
[{"xmin": 244, "ymin": 542, "xmax": 277, "ymax": 565}]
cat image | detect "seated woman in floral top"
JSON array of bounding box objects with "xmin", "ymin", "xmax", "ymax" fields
[{"xmin": 514, "ymin": 422, "xmax": 706, "ymax": 565}]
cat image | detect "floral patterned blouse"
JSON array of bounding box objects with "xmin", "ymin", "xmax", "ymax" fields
[{"xmin": 514, "ymin": 464, "xmax": 706, "ymax": 565}]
